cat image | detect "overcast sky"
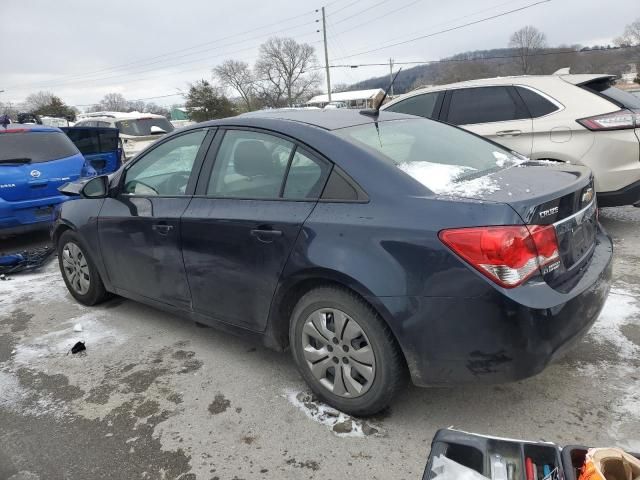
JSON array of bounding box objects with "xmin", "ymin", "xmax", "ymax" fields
[{"xmin": 1, "ymin": 0, "xmax": 637, "ymax": 109}]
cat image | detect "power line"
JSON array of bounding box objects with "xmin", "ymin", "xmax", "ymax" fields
[
  {"xmin": 325, "ymin": 0, "xmax": 362, "ymax": 16},
  {"xmin": 331, "ymin": 0, "xmax": 392, "ymax": 26},
  {"xmin": 331, "ymin": 0, "xmax": 424, "ymax": 37},
  {"xmin": 324, "ymin": 44, "xmax": 640, "ymax": 68},
  {"xmin": 65, "ymin": 45, "xmax": 639, "ymax": 108},
  {"xmin": 332, "ymin": 0, "xmax": 552, "ymax": 60},
  {"xmin": 6, "ymin": 8, "xmax": 319, "ymax": 91},
  {"xmin": 7, "ymin": 20, "xmax": 319, "ymax": 92}
]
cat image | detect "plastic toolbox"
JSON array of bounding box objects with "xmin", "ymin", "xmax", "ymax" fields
[
  {"xmin": 423, "ymin": 429, "xmax": 563, "ymax": 480},
  {"xmin": 423, "ymin": 429, "xmax": 640, "ymax": 480}
]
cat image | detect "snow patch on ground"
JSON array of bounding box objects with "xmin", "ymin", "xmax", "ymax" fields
[
  {"xmin": 0, "ymin": 262, "xmax": 68, "ymax": 314},
  {"xmin": 12, "ymin": 311, "xmax": 122, "ymax": 364},
  {"xmin": 587, "ymin": 286, "xmax": 640, "ymax": 360},
  {"xmin": 285, "ymin": 389, "xmax": 382, "ymax": 438},
  {"xmin": 398, "ymin": 161, "xmax": 500, "ymax": 197},
  {"xmin": 0, "ymin": 370, "xmax": 69, "ymax": 419}
]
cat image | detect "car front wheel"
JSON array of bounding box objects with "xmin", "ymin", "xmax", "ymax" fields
[
  {"xmin": 57, "ymin": 230, "xmax": 109, "ymax": 306},
  {"xmin": 289, "ymin": 286, "xmax": 406, "ymax": 416}
]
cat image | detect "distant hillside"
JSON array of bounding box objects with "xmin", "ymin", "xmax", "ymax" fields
[{"xmin": 346, "ymin": 46, "xmax": 639, "ymax": 95}]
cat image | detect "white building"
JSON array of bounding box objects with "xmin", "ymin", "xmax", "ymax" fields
[{"xmin": 306, "ymin": 89, "xmax": 385, "ymax": 109}]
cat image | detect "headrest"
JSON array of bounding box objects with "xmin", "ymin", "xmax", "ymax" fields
[{"xmin": 233, "ymin": 140, "xmax": 274, "ymax": 177}]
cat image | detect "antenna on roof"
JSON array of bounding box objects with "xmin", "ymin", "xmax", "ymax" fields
[{"xmin": 360, "ymin": 68, "xmax": 402, "ymax": 117}]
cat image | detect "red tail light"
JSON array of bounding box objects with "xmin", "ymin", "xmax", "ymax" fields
[
  {"xmin": 0, "ymin": 128, "xmax": 29, "ymax": 134},
  {"xmin": 577, "ymin": 109, "xmax": 639, "ymax": 131},
  {"xmin": 439, "ymin": 225, "xmax": 560, "ymax": 288}
]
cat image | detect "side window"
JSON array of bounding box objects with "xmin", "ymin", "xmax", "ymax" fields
[
  {"xmin": 283, "ymin": 149, "xmax": 331, "ymax": 199},
  {"xmin": 98, "ymin": 129, "xmax": 119, "ymax": 152},
  {"xmin": 64, "ymin": 129, "xmax": 100, "ymax": 155},
  {"xmin": 97, "ymin": 121, "xmax": 111, "ymax": 128},
  {"xmin": 515, "ymin": 86, "xmax": 559, "ymax": 117},
  {"xmin": 446, "ymin": 87, "xmax": 529, "ymax": 125},
  {"xmin": 124, "ymin": 129, "xmax": 207, "ymax": 196},
  {"xmin": 207, "ymin": 130, "xmax": 293, "ymax": 199},
  {"xmin": 384, "ymin": 92, "xmax": 442, "ymax": 119}
]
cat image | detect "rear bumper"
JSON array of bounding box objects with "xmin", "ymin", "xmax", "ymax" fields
[
  {"xmin": 0, "ymin": 195, "xmax": 71, "ymax": 232},
  {"xmin": 597, "ymin": 178, "xmax": 640, "ymax": 207},
  {"xmin": 376, "ymin": 227, "xmax": 613, "ymax": 387}
]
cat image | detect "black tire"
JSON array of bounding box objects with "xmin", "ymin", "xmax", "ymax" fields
[
  {"xmin": 289, "ymin": 286, "xmax": 407, "ymax": 416},
  {"xmin": 57, "ymin": 230, "xmax": 110, "ymax": 306}
]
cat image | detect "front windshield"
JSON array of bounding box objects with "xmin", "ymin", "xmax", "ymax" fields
[
  {"xmin": 336, "ymin": 118, "xmax": 523, "ymax": 194},
  {"xmin": 116, "ymin": 117, "xmax": 175, "ymax": 136}
]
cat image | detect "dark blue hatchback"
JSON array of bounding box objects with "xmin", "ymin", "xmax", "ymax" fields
[
  {"xmin": 52, "ymin": 110, "xmax": 613, "ymax": 415},
  {"xmin": 0, "ymin": 124, "xmax": 96, "ymax": 235}
]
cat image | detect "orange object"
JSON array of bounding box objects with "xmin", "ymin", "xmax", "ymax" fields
[{"xmin": 578, "ymin": 448, "xmax": 640, "ymax": 480}]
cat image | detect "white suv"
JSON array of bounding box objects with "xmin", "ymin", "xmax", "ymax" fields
[
  {"xmin": 75, "ymin": 111, "xmax": 174, "ymax": 161},
  {"xmin": 382, "ymin": 74, "xmax": 640, "ymax": 206}
]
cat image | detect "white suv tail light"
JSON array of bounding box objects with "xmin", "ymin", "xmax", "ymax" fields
[{"xmin": 577, "ymin": 109, "xmax": 639, "ymax": 131}]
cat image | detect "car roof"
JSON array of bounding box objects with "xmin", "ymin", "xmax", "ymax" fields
[
  {"xmin": 0, "ymin": 123, "xmax": 62, "ymax": 133},
  {"xmin": 202, "ymin": 109, "xmax": 415, "ymax": 131},
  {"xmin": 397, "ymin": 73, "xmax": 615, "ymax": 94},
  {"xmin": 77, "ymin": 111, "xmax": 166, "ymax": 121}
]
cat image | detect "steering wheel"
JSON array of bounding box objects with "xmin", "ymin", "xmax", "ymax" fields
[
  {"xmin": 126, "ymin": 179, "xmax": 158, "ymax": 196},
  {"xmin": 164, "ymin": 172, "xmax": 191, "ymax": 195}
]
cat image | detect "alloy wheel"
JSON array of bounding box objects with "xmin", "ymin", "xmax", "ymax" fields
[
  {"xmin": 62, "ymin": 242, "xmax": 91, "ymax": 295},
  {"xmin": 301, "ymin": 308, "xmax": 376, "ymax": 398}
]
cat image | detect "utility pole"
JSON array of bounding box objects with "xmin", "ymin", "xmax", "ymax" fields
[
  {"xmin": 389, "ymin": 58, "xmax": 394, "ymax": 98},
  {"xmin": 322, "ymin": 7, "xmax": 332, "ymax": 103}
]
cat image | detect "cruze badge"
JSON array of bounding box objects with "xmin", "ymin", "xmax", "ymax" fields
[
  {"xmin": 30, "ymin": 169, "xmax": 41, "ymax": 178},
  {"xmin": 539, "ymin": 206, "xmax": 559, "ymax": 218},
  {"xmin": 582, "ymin": 187, "xmax": 594, "ymax": 204}
]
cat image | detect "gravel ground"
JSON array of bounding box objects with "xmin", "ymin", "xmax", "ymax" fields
[{"xmin": 0, "ymin": 207, "xmax": 639, "ymax": 480}]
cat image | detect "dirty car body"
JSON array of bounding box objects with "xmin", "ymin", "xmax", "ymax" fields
[{"xmin": 52, "ymin": 110, "xmax": 613, "ymax": 392}]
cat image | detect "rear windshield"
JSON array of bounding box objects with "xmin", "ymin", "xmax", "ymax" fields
[
  {"xmin": 116, "ymin": 117, "xmax": 174, "ymax": 136},
  {"xmin": 582, "ymin": 78, "xmax": 640, "ymax": 110},
  {"xmin": 0, "ymin": 131, "xmax": 79, "ymax": 163},
  {"xmin": 335, "ymin": 118, "xmax": 522, "ymax": 194}
]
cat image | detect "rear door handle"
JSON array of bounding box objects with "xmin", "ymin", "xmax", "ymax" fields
[
  {"xmin": 496, "ymin": 129, "xmax": 522, "ymax": 137},
  {"xmin": 250, "ymin": 227, "xmax": 283, "ymax": 243},
  {"xmin": 152, "ymin": 223, "xmax": 174, "ymax": 235}
]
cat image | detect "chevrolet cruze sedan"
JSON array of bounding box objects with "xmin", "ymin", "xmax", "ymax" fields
[
  {"xmin": 53, "ymin": 110, "xmax": 613, "ymax": 415},
  {"xmin": 382, "ymin": 74, "xmax": 640, "ymax": 206}
]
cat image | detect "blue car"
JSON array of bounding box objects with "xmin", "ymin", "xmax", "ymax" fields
[{"xmin": 0, "ymin": 124, "xmax": 97, "ymax": 235}]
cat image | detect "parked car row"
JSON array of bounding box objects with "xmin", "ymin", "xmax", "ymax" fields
[
  {"xmin": 1, "ymin": 112, "xmax": 174, "ymax": 236},
  {"xmin": 52, "ymin": 109, "xmax": 612, "ymax": 415},
  {"xmin": 382, "ymin": 73, "xmax": 640, "ymax": 207},
  {"xmin": 75, "ymin": 111, "xmax": 174, "ymax": 161}
]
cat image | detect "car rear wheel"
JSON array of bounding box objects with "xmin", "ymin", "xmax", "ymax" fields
[
  {"xmin": 289, "ymin": 286, "xmax": 406, "ymax": 416},
  {"xmin": 57, "ymin": 230, "xmax": 109, "ymax": 306}
]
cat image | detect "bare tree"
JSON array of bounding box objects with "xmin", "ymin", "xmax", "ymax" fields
[
  {"xmin": 98, "ymin": 93, "xmax": 129, "ymax": 112},
  {"xmin": 509, "ymin": 26, "xmax": 547, "ymax": 74},
  {"xmin": 127, "ymin": 100, "xmax": 146, "ymax": 112},
  {"xmin": 214, "ymin": 60, "xmax": 256, "ymax": 111},
  {"xmin": 615, "ymin": 18, "xmax": 640, "ymax": 46},
  {"xmin": 23, "ymin": 91, "xmax": 56, "ymax": 112},
  {"xmin": 255, "ymin": 37, "xmax": 321, "ymax": 107}
]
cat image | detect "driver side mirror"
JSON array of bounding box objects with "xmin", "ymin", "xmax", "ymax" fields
[{"xmin": 81, "ymin": 175, "xmax": 110, "ymax": 198}]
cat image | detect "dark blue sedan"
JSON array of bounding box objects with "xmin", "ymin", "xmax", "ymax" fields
[{"xmin": 52, "ymin": 110, "xmax": 612, "ymax": 415}]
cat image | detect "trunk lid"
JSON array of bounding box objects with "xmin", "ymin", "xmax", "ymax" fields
[
  {"xmin": 0, "ymin": 154, "xmax": 85, "ymax": 202},
  {"xmin": 473, "ymin": 161, "xmax": 597, "ymax": 290}
]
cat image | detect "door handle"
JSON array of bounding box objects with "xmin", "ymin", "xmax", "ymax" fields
[
  {"xmin": 250, "ymin": 227, "xmax": 283, "ymax": 243},
  {"xmin": 496, "ymin": 129, "xmax": 522, "ymax": 137},
  {"xmin": 152, "ymin": 223, "xmax": 174, "ymax": 235}
]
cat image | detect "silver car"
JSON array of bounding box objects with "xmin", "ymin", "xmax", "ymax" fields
[{"xmin": 382, "ymin": 73, "xmax": 640, "ymax": 206}]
